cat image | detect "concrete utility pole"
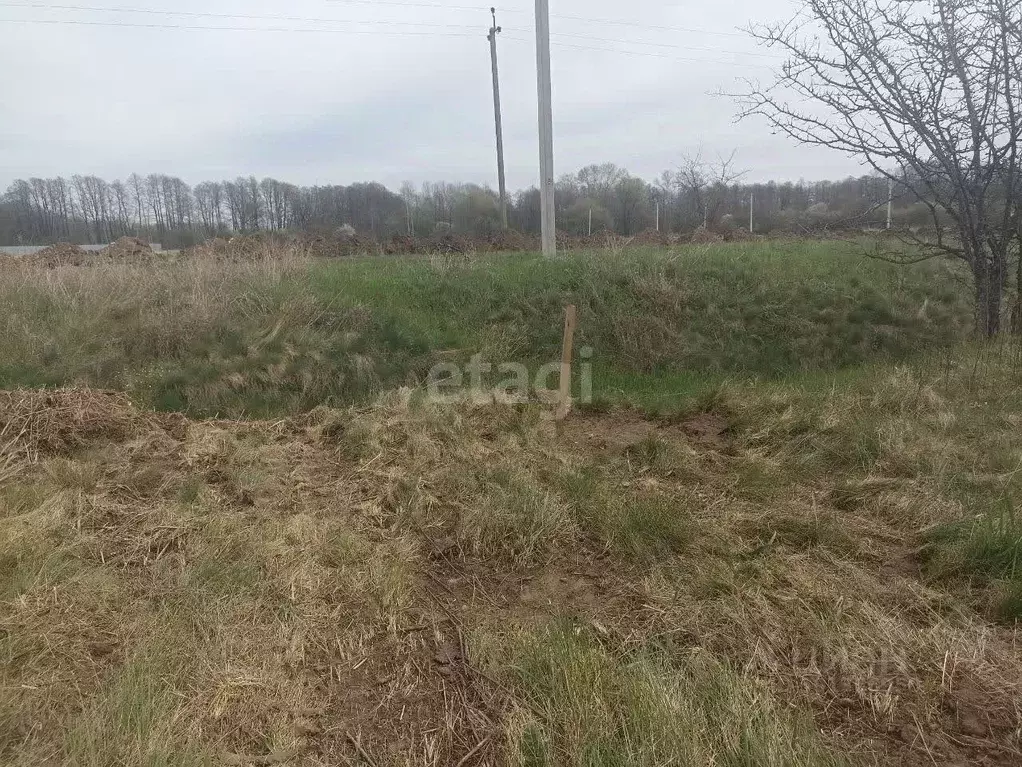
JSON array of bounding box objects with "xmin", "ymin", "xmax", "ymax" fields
[
  {"xmin": 749, "ymin": 192, "xmax": 754, "ymax": 234},
  {"xmin": 535, "ymin": 0, "xmax": 556, "ymax": 256},
  {"xmin": 488, "ymin": 8, "xmax": 508, "ymax": 230}
]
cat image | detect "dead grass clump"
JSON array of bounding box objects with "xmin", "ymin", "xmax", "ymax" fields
[
  {"xmin": 0, "ymin": 388, "xmax": 153, "ymax": 457},
  {"xmin": 185, "ymin": 235, "xmax": 315, "ymax": 266},
  {"xmin": 306, "ymin": 393, "xmax": 582, "ymax": 568}
]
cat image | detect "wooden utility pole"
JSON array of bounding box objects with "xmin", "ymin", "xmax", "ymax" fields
[
  {"xmin": 488, "ymin": 8, "xmax": 508, "ymax": 230},
  {"xmin": 535, "ymin": 0, "xmax": 556, "ymax": 256}
]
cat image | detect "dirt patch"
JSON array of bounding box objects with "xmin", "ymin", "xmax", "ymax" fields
[
  {"xmin": 560, "ymin": 409, "xmax": 730, "ymax": 453},
  {"xmin": 560, "ymin": 413, "xmax": 658, "ymax": 453},
  {"xmin": 680, "ymin": 412, "xmax": 730, "ymax": 446}
]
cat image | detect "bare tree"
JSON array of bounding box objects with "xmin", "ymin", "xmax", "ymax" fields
[
  {"xmin": 736, "ymin": 0, "xmax": 1022, "ymax": 337},
  {"xmin": 127, "ymin": 173, "xmax": 148, "ymax": 233},
  {"xmin": 194, "ymin": 182, "xmax": 221, "ymax": 235},
  {"xmin": 614, "ymin": 176, "xmax": 652, "ymax": 235},
  {"xmin": 671, "ymin": 150, "xmax": 746, "ymax": 230},
  {"xmin": 110, "ymin": 180, "xmax": 131, "ymax": 237}
]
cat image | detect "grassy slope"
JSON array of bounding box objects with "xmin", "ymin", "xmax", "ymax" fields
[{"xmin": 0, "ymin": 241, "xmax": 972, "ymax": 417}]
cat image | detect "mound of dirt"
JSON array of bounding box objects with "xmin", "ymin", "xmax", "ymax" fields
[
  {"xmin": 426, "ymin": 232, "xmax": 472, "ymax": 254},
  {"xmin": 482, "ymin": 229, "xmax": 537, "ymax": 252},
  {"xmin": 689, "ymin": 226, "xmax": 725, "ymax": 244},
  {"xmin": 383, "ymin": 234, "xmax": 417, "ymax": 255},
  {"xmin": 30, "ymin": 242, "xmax": 91, "ymax": 268},
  {"xmin": 100, "ymin": 236, "xmax": 154, "ymax": 261},
  {"xmin": 631, "ymin": 228, "xmax": 675, "ymax": 247}
]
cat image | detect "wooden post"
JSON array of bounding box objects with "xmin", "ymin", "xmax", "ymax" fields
[{"xmin": 556, "ymin": 304, "xmax": 577, "ymax": 420}]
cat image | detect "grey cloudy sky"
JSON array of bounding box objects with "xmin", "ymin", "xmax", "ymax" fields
[{"xmin": 0, "ymin": 0, "xmax": 866, "ymax": 191}]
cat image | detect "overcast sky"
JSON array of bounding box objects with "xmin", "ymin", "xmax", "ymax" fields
[{"xmin": 0, "ymin": 0, "xmax": 867, "ymax": 191}]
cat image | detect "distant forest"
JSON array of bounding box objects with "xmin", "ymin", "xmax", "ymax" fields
[{"xmin": 0, "ymin": 160, "xmax": 926, "ymax": 248}]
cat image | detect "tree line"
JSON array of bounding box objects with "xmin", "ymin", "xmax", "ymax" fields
[{"xmin": 0, "ymin": 160, "xmax": 915, "ymax": 248}]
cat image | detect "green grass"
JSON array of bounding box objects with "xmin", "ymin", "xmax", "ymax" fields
[
  {"xmin": 0, "ymin": 241, "xmax": 973, "ymax": 418},
  {"xmin": 63, "ymin": 649, "xmax": 203, "ymax": 767},
  {"xmin": 925, "ymin": 498, "xmax": 1022, "ymax": 620},
  {"xmin": 490, "ymin": 624, "xmax": 844, "ymax": 767}
]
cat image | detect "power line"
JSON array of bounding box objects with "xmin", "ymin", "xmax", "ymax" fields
[
  {"xmin": 547, "ymin": 13, "xmax": 747, "ymax": 39},
  {"xmin": 0, "ymin": 17, "xmax": 484, "ymax": 36},
  {"xmin": 540, "ymin": 30, "xmax": 781, "ymax": 60},
  {"xmin": 323, "ymin": 0, "xmax": 494, "ymax": 12},
  {"xmin": 503, "ymin": 35, "xmax": 769, "ymax": 69},
  {"xmin": 0, "ymin": 13, "xmax": 772, "ymax": 68},
  {"xmin": 1, "ymin": 2, "xmax": 755, "ymax": 49},
  {"xmin": 0, "ymin": 2, "xmax": 482, "ymax": 29},
  {"xmin": 281, "ymin": 0, "xmax": 752, "ymax": 40}
]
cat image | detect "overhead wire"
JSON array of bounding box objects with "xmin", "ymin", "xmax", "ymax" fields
[
  {"xmin": 0, "ymin": 1, "xmax": 751, "ymax": 40},
  {"xmin": 0, "ymin": 2, "xmax": 773, "ymax": 64},
  {"xmin": 502, "ymin": 34, "xmax": 770, "ymax": 69},
  {"xmin": 0, "ymin": 17, "xmax": 485, "ymax": 36},
  {"xmin": 322, "ymin": 0, "xmax": 495, "ymax": 12},
  {"xmin": 549, "ymin": 12, "xmax": 746, "ymax": 39},
  {"xmin": 538, "ymin": 30, "xmax": 781, "ymax": 60},
  {"xmin": 324, "ymin": 0, "xmax": 751, "ymax": 37},
  {"xmin": 0, "ymin": 1, "xmax": 483, "ymax": 29},
  {"xmin": 0, "ymin": 1, "xmax": 776, "ymax": 69}
]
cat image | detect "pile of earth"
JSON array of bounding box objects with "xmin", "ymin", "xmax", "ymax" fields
[
  {"xmin": 28, "ymin": 243, "xmax": 91, "ymax": 268},
  {"xmin": 99, "ymin": 236, "xmax": 154, "ymax": 261},
  {"xmin": 689, "ymin": 225, "xmax": 727, "ymax": 244},
  {"xmin": 631, "ymin": 228, "xmax": 682, "ymax": 247}
]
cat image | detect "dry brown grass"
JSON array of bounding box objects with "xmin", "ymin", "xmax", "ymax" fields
[{"xmin": 2, "ymin": 347, "xmax": 1022, "ymax": 765}]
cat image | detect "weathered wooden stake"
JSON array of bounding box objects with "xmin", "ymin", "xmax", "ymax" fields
[{"xmin": 556, "ymin": 304, "xmax": 577, "ymax": 420}]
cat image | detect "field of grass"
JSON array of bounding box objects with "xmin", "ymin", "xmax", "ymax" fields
[
  {"xmin": 2, "ymin": 242, "xmax": 1021, "ymax": 766},
  {"xmin": 0, "ymin": 240, "xmax": 972, "ymax": 417}
]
